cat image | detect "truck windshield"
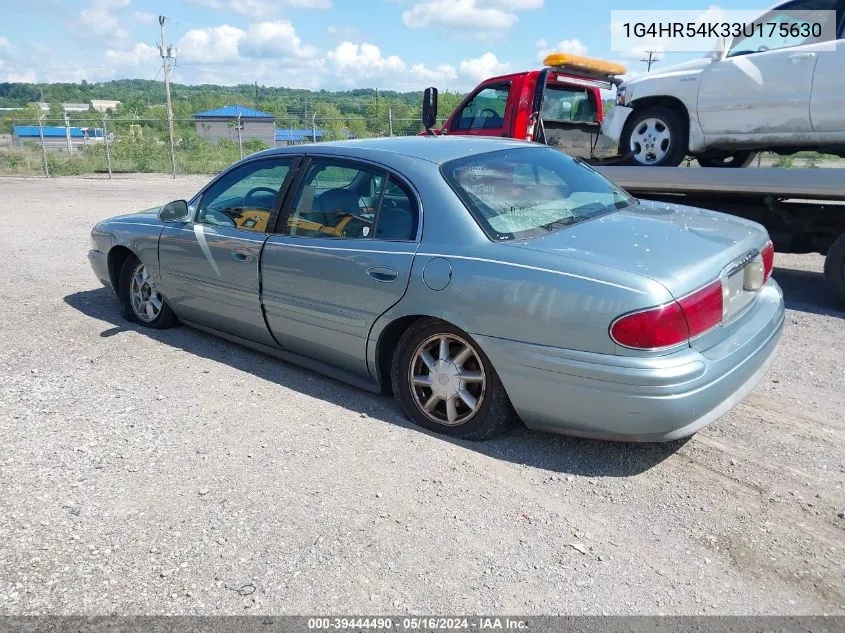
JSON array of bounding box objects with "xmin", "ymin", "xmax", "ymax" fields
[{"xmin": 441, "ymin": 147, "xmax": 636, "ymax": 241}]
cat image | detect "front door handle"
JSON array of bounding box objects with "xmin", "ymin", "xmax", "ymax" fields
[
  {"xmin": 231, "ymin": 248, "xmax": 256, "ymax": 263},
  {"xmin": 789, "ymin": 52, "xmax": 816, "ymax": 61},
  {"xmin": 367, "ymin": 266, "xmax": 399, "ymax": 282}
]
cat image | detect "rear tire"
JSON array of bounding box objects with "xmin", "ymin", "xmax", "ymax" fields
[
  {"xmin": 823, "ymin": 234, "xmax": 845, "ymax": 309},
  {"xmin": 696, "ymin": 151, "xmax": 757, "ymax": 168},
  {"xmin": 621, "ymin": 105, "xmax": 688, "ymax": 167},
  {"xmin": 391, "ymin": 318, "xmax": 514, "ymax": 441},
  {"xmin": 118, "ymin": 254, "xmax": 178, "ymax": 329}
]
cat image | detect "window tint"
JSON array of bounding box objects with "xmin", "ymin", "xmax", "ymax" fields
[
  {"xmin": 541, "ymin": 86, "xmax": 597, "ymax": 122},
  {"xmin": 197, "ymin": 158, "xmax": 292, "ymax": 232},
  {"xmin": 287, "ymin": 160, "xmax": 385, "ymax": 239},
  {"xmin": 727, "ymin": 0, "xmax": 839, "ymax": 57},
  {"xmin": 374, "ymin": 177, "xmax": 418, "ymax": 241},
  {"xmin": 455, "ymin": 83, "xmax": 510, "ymax": 131},
  {"xmin": 442, "ymin": 148, "xmax": 636, "ymax": 241}
]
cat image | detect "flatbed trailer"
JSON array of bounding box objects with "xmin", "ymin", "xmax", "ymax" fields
[{"xmin": 595, "ymin": 166, "xmax": 845, "ymax": 307}]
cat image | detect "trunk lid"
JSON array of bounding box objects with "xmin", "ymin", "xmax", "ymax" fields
[{"xmin": 503, "ymin": 198, "xmax": 769, "ymax": 308}]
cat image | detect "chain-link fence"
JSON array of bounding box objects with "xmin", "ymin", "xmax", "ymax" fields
[{"xmin": 0, "ymin": 111, "xmax": 428, "ymax": 178}]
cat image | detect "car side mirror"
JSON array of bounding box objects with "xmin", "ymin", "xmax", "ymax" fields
[
  {"xmin": 422, "ymin": 87, "xmax": 438, "ymax": 135},
  {"xmin": 159, "ymin": 199, "xmax": 189, "ymax": 222}
]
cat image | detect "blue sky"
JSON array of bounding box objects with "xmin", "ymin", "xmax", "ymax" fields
[{"xmin": 0, "ymin": 0, "xmax": 773, "ymax": 91}]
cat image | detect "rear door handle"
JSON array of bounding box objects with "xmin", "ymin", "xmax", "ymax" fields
[
  {"xmin": 231, "ymin": 248, "xmax": 256, "ymax": 263},
  {"xmin": 789, "ymin": 52, "xmax": 816, "ymax": 61},
  {"xmin": 367, "ymin": 266, "xmax": 399, "ymax": 282}
]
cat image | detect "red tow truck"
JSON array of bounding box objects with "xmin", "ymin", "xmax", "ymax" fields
[
  {"xmin": 419, "ymin": 53, "xmax": 845, "ymax": 308},
  {"xmin": 424, "ymin": 53, "xmax": 624, "ymax": 162}
]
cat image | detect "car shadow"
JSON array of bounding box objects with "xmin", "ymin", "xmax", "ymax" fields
[
  {"xmin": 773, "ymin": 266, "xmax": 844, "ymax": 319},
  {"xmin": 64, "ymin": 287, "xmax": 687, "ymax": 478}
]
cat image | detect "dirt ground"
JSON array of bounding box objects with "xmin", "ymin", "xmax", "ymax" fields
[{"xmin": 0, "ymin": 174, "xmax": 842, "ymax": 615}]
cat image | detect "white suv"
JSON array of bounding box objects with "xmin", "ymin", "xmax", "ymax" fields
[{"xmin": 602, "ymin": 0, "xmax": 845, "ymax": 166}]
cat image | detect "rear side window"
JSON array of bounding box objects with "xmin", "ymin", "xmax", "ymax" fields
[
  {"xmin": 285, "ymin": 158, "xmax": 418, "ymax": 241},
  {"xmin": 541, "ymin": 86, "xmax": 597, "ymax": 122},
  {"xmin": 375, "ymin": 177, "xmax": 418, "ymax": 241},
  {"xmin": 441, "ymin": 147, "xmax": 636, "ymax": 241}
]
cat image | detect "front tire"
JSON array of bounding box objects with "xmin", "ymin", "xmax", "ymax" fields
[
  {"xmin": 621, "ymin": 105, "xmax": 687, "ymax": 167},
  {"xmin": 696, "ymin": 151, "xmax": 757, "ymax": 168},
  {"xmin": 823, "ymin": 233, "xmax": 845, "ymax": 309},
  {"xmin": 118, "ymin": 255, "xmax": 178, "ymax": 329},
  {"xmin": 391, "ymin": 319, "xmax": 514, "ymax": 441}
]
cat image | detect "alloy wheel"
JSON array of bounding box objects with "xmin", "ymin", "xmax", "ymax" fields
[
  {"xmin": 408, "ymin": 333, "xmax": 487, "ymax": 426},
  {"xmin": 129, "ymin": 262, "xmax": 162, "ymax": 323}
]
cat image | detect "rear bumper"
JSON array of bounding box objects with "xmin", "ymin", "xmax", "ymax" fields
[
  {"xmin": 477, "ymin": 281, "xmax": 785, "ymax": 442},
  {"xmin": 601, "ymin": 105, "xmax": 632, "ymax": 146},
  {"xmin": 88, "ymin": 249, "xmax": 111, "ymax": 288}
]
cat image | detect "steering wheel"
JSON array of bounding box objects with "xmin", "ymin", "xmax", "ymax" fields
[
  {"xmin": 480, "ymin": 108, "xmax": 500, "ymax": 119},
  {"xmin": 244, "ymin": 186, "xmax": 278, "ymax": 206}
]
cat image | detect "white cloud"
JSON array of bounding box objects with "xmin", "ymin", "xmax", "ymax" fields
[
  {"xmin": 535, "ymin": 38, "xmax": 588, "ymax": 62},
  {"xmin": 486, "ymin": 0, "xmax": 542, "ymax": 7},
  {"xmin": 90, "ymin": 0, "xmax": 130, "ymax": 9},
  {"xmin": 327, "ymin": 42, "xmax": 406, "ymax": 76},
  {"xmin": 403, "ymin": 0, "xmax": 540, "ymax": 30},
  {"xmin": 286, "ymin": 0, "xmax": 331, "ymax": 6},
  {"xmin": 457, "ymin": 52, "xmax": 510, "ymax": 82},
  {"xmin": 106, "ymin": 42, "xmax": 159, "ymax": 68},
  {"xmin": 2, "ymin": 69, "xmax": 38, "ymax": 83},
  {"xmin": 240, "ymin": 21, "xmax": 318, "ymax": 58},
  {"xmin": 0, "ymin": 37, "xmax": 12, "ymax": 57},
  {"xmin": 177, "ymin": 21, "xmax": 318, "ymax": 65},
  {"xmin": 178, "ymin": 24, "xmax": 244, "ymax": 64},
  {"xmin": 188, "ymin": 0, "xmax": 330, "ymax": 19},
  {"xmin": 323, "ymin": 41, "xmax": 501, "ymax": 90},
  {"xmin": 132, "ymin": 11, "xmax": 156, "ymax": 24},
  {"xmin": 76, "ymin": 9, "xmax": 130, "ymax": 43}
]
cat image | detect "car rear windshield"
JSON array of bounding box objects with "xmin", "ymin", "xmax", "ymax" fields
[{"xmin": 441, "ymin": 147, "xmax": 636, "ymax": 241}]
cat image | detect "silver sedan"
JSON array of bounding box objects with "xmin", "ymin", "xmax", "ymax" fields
[{"xmin": 88, "ymin": 136, "xmax": 784, "ymax": 441}]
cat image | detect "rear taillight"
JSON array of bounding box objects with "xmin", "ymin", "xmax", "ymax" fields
[
  {"xmin": 761, "ymin": 240, "xmax": 774, "ymax": 282},
  {"xmin": 610, "ymin": 280, "xmax": 723, "ymax": 350}
]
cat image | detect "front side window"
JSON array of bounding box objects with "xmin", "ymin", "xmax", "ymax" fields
[
  {"xmin": 442, "ymin": 148, "xmax": 636, "ymax": 241},
  {"xmin": 454, "ymin": 83, "xmax": 511, "ymax": 131},
  {"xmin": 727, "ymin": 0, "xmax": 839, "ymax": 57},
  {"xmin": 286, "ymin": 159, "xmax": 419, "ymax": 241},
  {"xmin": 541, "ymin": 86, "xmax": 597, "ymax": 122},
  {"xmin": 197, "ymin": 158, "xmax": 293, "ymax": 232}
]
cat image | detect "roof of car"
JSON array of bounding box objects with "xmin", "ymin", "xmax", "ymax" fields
[{"xmin": 262, "ymin": 135, "xmax": 537, "ymax": 165}]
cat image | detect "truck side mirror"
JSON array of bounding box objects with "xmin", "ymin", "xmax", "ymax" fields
[{"xmin": 422, "ymin": 87, "xmax": 438, "ymax": 134}]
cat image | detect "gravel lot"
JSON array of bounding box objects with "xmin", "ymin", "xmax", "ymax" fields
[{"xmin": 0, "ymin": 174, "xmax": 842, "ymax": 615}]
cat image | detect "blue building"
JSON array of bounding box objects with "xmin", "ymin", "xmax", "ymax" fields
[
  {"xmin": 274, "ymin": 128, "xmax": 326, "ymax": 146},
  {"xmin": 12, "ymin": 125, "xmax": 104, "ymax": 153},
  {"xmin": 193, "ymin": 105, "xmax": 275, "ymax": 145}
]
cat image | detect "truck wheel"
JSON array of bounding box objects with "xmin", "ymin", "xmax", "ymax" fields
[
  {"xmin": 696, "ymin": 151, "xmax": 757, "ymax": 168},
  {"xmin": 823, "ymin": 234, "xmax": 845, "ymax": 309},
  {"xmin": 621, "ymin": 106, "xmax": 688, "ymax": 167}
]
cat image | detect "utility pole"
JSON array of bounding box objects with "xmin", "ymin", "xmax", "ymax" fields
[
  {"xmin": 38, "ymin": 113, "xmax": 49, "ymax": 178},
  {"xmin": 159, "ymin": 15, "xmax": 177, "ymax": 178},
  {"xmin": 641, "ymin": 50, "xmax": 660, "ymax": 72},
  {"xmin": 254, "ymin": 81, "xmax": 259, "ymax": 108},
  {"xmin": 236, "ymin": 113, "xmax": 243, "ymax": 159},
  {"xmin": 102, "ymin": 113, "xmax": 113, "ymax": 179},
  {"xmin": 63, "ymin": 109, "xmax": 72, "ymax": 155}
]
